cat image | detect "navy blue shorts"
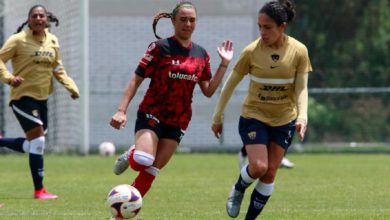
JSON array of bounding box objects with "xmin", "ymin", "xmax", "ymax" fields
[
  {"xmin": 10, "ymin": 96, "xmax": 48, "ymax": 133},
  {"xmin": 238, "ymin": 116, "xmax": 296, "ymax": 150},
  {"xmin": 135, "ymin": 111, "xmax": 185, "ymax": 143}
]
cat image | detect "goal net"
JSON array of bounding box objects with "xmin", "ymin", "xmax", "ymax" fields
[{"xmin": 0, "ymin": 0, "xmax": 88, "ymax": 153}]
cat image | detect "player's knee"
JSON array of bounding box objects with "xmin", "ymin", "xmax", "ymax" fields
[
  {"xmin": 29, "ymin": 136, "xmax": 45, "ymax": 155},
  {"xmin": 129, "ymin": 150, "xmax": 155, "ymax": 171},
  {"xmin": 249, "ymin": 160, "xmax": 268, "ymax": 178}
]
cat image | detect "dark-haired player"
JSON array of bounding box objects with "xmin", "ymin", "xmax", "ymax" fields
[
  {"xmin": 0, "ymin": 4, "xmax": 79, "ymax": 200},
  {"xmin": 211, "ymin": 0, "xmax": 312, "ymax": 219}
]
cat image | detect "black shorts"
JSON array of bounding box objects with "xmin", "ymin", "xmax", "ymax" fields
[
  {"xmin": 10, "ymin": 96, "xmax": 48, "ymax": 133},
  {"xmin": 239, "ymin": 116, "xmax": 296, "ymax": 150},
  {"xmin": 134, "ymin": 111, "xmax": 185, "ymax": 143}
]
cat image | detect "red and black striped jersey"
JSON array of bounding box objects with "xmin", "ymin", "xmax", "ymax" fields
[{"xmin": 135, "ymin": 36, "xmax": 211, "ymax": 130}]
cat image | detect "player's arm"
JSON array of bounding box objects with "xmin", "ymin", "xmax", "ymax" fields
[
  {"xmin": 0, "ymin": 36, "xmax": 23, "ymax": 87},
  {"xmin": 211, "ymin": 70, "xmax": 244, "ymax": 138},
  {"xmin": 52, "ymin": 47, "xmax": 80, "ymax": 99},
  {"xmin": 199, "ymin": 40, "xmax": 233, "ymax": 97},
  {"xmin": 295, "ymin": 72, "xmax": 309, "ymax": 141},
  {"xmin": 110, "ymin": 74, "xmax": 144, "ymax": 130}
]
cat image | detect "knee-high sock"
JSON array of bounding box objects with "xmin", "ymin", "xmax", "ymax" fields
[
  {"xmin": 0, "ymin": 137, "xmax": 29, "ymax": 153},
  {"xmin": 131, "ymin": 166, "xmax": 160, "ymax": 197},
  {"xmin": 29, "ymin": 137, "xmax": 45, "ymax": 190},
  {"xmin": 244, "ymin": 181, "xmax": 274, "ymax": 220},
  {"xmin": 234, "ymin": 164, "xmax": 256, "ymax": 193}
]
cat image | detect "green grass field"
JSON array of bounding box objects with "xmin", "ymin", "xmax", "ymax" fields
[{"xmin": 1, "ymin": 153, "xmax": 390, "ymax": 220}]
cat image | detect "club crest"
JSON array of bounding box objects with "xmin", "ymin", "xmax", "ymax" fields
[
  {"xmin": 271, "ymin": 54, "xmax": 279, "ymax": 62},
  {"xmin": 247, "ymin": 131, "xmax": 256, "ymax": 140}
]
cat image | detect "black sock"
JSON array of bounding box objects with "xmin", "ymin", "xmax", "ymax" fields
[
  {"xmin": 234, "ymin": 166, "xmax": 253, "ymax": 193},
  {"xmin": 244, "ymin": 190, "xmax": 270, "ymax": 220},
  {"xmin": 29, "ymin": 153, "xmax": 44, "ymax": 190},
  {"xmin": 0, "ymin": 137, "xmax": 26, "ymax": 153}
]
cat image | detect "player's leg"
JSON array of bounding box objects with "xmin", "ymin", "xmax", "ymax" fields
[
  {"xmin": 244, "ymin": 142, "xmax": 284, "ymax": 219},
  {"xmin": 131, "ymin": 122, "xmax": 182, "ymax": 197},
  {"xmin": 132, "ymin": 138, "xmax": 178, "ymax": 197},
  {"xmin": 113, "ymin": 112, "xmax": 159, "ymax": 175},
  {"xmin": 244, "ymin": 121, "xmax": 295, "ymax": 219},
  {"xmin": 227, "ymin": 144, "xmax": 268, "ymax": 218},
  {"xmin": 11, "ymin": 97, "xmax": 57, "ymax": 200},
  {"xmin": 227, "ymin": 116, "xmax": 269, "ymax": 218}
]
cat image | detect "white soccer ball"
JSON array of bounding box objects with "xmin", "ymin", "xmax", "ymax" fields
[
  {"xmin": 106, "ymin": 184, "xmax": 143, "ymax": 219},
  {"xmin": 99, "ymin": 142, "xmax": 116, "ymax": 157}
]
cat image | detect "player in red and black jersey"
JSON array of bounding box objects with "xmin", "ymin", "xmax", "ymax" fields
[{"xmin": 109, "ymin": 0, "xmax": 233, "ymax": 212}]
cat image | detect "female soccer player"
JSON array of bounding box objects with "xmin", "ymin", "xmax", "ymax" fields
[
  {"xmin": 0, "ymin": 5, "xmax": 80, "ymax": 200},
  {"xmin": 110, "ymin": 0, "xmax": 233, "ymax": 212},
  {"xmin": 211, "ymin": 0, "xmax": 312, "ymax": 219}
]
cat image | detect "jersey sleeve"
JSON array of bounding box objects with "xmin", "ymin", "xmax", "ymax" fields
[
  {"xmin": 0, "ymin": 35, "xmax": 17, "ymax": 84},
  {"xmin": 212, "ymin": 70, "xmax": 245, "ymax": 124},
  {"xmin": 135, "ymin": 42, "xmax": 161, "ymax": 78},
  {"xmin": 233, "ymin": 45, "xmax": 251, "ymax": 76},
  {"xmin": 52, "ymin": 47, "xmax": 80, "ymax": 97},
  {"xmin": 296, "ymin": 45, "xmax": 312, "ymax": 74},
  {"xmin": 198, "ymin": 51, "xmax": 212, "ymax": 82}
]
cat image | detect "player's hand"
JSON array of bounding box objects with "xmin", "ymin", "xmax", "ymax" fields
[
  {"xmin": 211, "ymin": 123, "xmax": 223, "ymax": 139},
  {"xmin": 110, "ymin": 111, "xmax": 127, "ymax": 130},
  {"xmin": 217, "ymin": 40, "xmax": 233, "ymax": 64},
  {"xmin": 8, "ymin": 76, "xmax": 24, "ymax": 88},
  {"xmin": 295, "ymin": 121, "xmax": 307, "ymax": 141}
]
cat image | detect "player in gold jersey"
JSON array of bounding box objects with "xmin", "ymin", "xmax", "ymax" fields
[
  {"xmin": 211, "ymin": 1, "xmax": 312, "ymax": 219},
  {"xmin": 0, "ymin": 5, "xmax": 79, "ymax": 200}
]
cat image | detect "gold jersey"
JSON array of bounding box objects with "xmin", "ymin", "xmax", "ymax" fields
[
  {"xmin": 213, "ymin": 35, "xmax": 312, "ymax": 126},
  {"xmin": 0, "ymin": 29, "xmax": 79, "ymax": 102}
]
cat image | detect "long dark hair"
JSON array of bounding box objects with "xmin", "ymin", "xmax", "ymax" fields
[
  {"xmin": 152, "ymin": 1, "xmax": 196, "ymax": 39},
  {"xmin": 259, "ymin": 0, "xmax": 296, "ymax": 25},
  {"xmin": 15, "ymin": 4, "xmax": 60, "ymax": 34}
]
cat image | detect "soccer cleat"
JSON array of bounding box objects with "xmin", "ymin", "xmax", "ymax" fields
[
  {"xmin": 226, "ymin": 186, "xmax": 244, "ymax": 218},
  {"xmin": 238, "ymin": 151, "xmax": 248, "ymax": 170},
  {"xmin": 110, "ymin": 216, "xmax": 123, "ymax": 220},
  {"xmin": 34, "ymin": 188, "xmax": 58, "ymax": 200},
  {"xmin": 113, "ymin": 145, "xmax": 135, "ymax": 175},
  {"xmin": 280, "ymin": 157, "xmax": 294, "ymax": 168}
]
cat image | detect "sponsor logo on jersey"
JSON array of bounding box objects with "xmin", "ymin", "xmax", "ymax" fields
[
  {"xmin": 168, "ymin": 72, "xmax": 198, "ymax": 81},
  {"xmin": 270, "ymin": 65, "xmax": 280, "ymax": 69},
  {"xmin": 259, "ymin": 85, "xmax": 288, "ymax": 91},
  {"xmin": 247, "ymin": 131, "xmax": 256, "ymax": 140}
]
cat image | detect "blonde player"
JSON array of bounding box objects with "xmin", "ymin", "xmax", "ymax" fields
[
  {"xmin": 211, "ymin": 0, "xmax": 312, "ymax": 219},
  {"xmin": 0, "ymin": 5, "xmax": 79, "ymax": 199}
]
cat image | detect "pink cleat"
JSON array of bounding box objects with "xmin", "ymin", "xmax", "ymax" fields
[{"xmin": 34, "ymin": 188, "xmax": 58, "ymax": 200}]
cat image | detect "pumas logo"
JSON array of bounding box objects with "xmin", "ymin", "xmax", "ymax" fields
[
  {"xmin": 271, "ymin": 54, "xmax": 279, "ymax": 61},
  {"xmin": 247, "ymin": 131, "xmax": 256, "ymax": 140},
  {"xmin": 32, "ymin": 109, "xmax": 39, "ymax": 117}
]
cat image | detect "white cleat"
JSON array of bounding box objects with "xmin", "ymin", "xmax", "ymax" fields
[
  {"xmin": 238, "ymin": 151, "xmax": 248, "ymax": 170},
  {"xmin": 226, "ymin": 186, "xmax": 244, "ymax": 218},
  {"xmin": 113, "ymin": 145, "xmax": 134, "ymax": 175},
  {"xmin": 280, "ymin": 157, "xmax": 294, "ymax": 168}
]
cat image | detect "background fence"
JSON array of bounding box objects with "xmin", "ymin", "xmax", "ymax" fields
[{"xmin": 1, "ymin": 0, "xmax": 389, "ymax": 153}]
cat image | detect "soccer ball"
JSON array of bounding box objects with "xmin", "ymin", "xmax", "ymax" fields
[
  {"xmin": 99, "ymin": 141, "xmax": 115, "ymax": 157},
  {"xmin": 106, "ymin": 184, "xmax": 143, "ymax": 219}
]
